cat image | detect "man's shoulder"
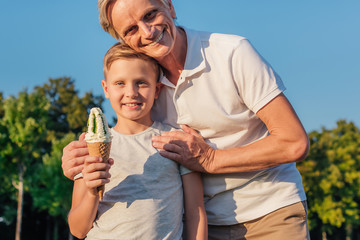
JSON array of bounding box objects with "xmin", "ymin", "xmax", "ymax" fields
[{"xmin": 186, "ymin": 27, "xmax": 248, "ymax": 45}]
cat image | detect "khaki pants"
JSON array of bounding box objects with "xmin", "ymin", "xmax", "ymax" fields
[{"xmin": 208, "ymin": 201, "xmax": 310, "ymax": 240}]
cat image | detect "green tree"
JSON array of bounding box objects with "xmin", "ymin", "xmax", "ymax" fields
[
  {"xmin": 31, "ymin": 77, "xmax": 105, "ymax": 239},
  {"xmin": 298, "ymin": 120, "xmax": 360, "ymax": 239},
  {"xmin": 31, "ymin": 133, "xmax": 77, "ymax": 240},
  {"xmin": 0, "ymin": 92, "xmax": 5, "ymax": 117},
  {"xmin": 0, "ymin": 78, "xmax": 105, "ymax": 239},
  {"xmin": 35, "ymin": 77, "xmax": 104, "ymax": 136},
  {"xmin": 1, "ymin": 90, "xmax": 50, "ymax": 240},
  {"xmin": 0, "ymin": 92, "xmax": 17, "ymax": 237}
]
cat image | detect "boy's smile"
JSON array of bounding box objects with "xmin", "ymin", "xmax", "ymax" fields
[{"xmin": 102, "ymin": 57, "xmax": 161, "ymax": 133}]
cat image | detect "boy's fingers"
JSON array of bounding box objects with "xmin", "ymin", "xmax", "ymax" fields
[
  {"xmin": 83, "ymin": 170, "xmax": 111, "ymax": 180},
  {"xmin": 84, "ymin": 156, "xmax": 105, "ymax": 165},
  {"xmin": 108, "ymin": 158, "xmax": 115, "ymax": 166},
  {"xmin": 84, "ymin": 159, "xmax": 111, "ymax": 174},
  {"xmin": 84, "ymin": 178, "xmax": 110, "ymax": 189}
]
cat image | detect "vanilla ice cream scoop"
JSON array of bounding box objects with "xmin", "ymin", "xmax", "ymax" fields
[{"xmin": 85, "ymin": 107, "xmax": 112, "ymax": 143}]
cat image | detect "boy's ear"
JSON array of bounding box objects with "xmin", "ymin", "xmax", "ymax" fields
[
  {"xmin": 154, "ymin": 82, "xmax": 163, "ymax": 99},
  {"xmin": 102, "ymin": 80, "xmax": 110, "ymax": 99}
]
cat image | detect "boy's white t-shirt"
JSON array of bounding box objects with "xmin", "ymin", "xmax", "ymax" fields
[
  {"xmin": 85, "ymin": 122, "xmax": 190, "ymax": 240},
  {"xmin": 151, "ymin": 27, "xmax": 306, "ymax": 225}
]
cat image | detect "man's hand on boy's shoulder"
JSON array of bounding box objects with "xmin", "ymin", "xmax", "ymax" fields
[{"xmin": 152, "ymin": 125, "xmax": 216, "ymax": 173}]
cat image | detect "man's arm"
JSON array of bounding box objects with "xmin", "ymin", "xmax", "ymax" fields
[
  {"xmin": 182, "ymin": 172, "xmax": 208, "ymax": 240},
  {"xmin": 152, "ymin": 93, "xmax": 309, "ymax": 173},
  {"xmin": 68, "ymin": 156, "xmax": 111, "ymax": 238},
  {"xmin": 62, "ymin": 133, "xmax": 88, "ymax": 179}
]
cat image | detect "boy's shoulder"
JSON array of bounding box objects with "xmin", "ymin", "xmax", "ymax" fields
[
  {"xmin": 109, "ymin": 121, "xmax": 180, "ymax": 140},
  {"xmin": 152, "ymin": 121, "xmax": 180, "ymax": 134}
]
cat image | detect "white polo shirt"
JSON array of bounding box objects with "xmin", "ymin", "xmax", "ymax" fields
[{"xmin": 151, "ymin": 27, "xmax": 306, "ymax": 225}]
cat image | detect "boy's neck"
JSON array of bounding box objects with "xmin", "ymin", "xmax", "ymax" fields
[{"xmin": 113, "ymin": 118, "xmax": 154, "ymax": 135}]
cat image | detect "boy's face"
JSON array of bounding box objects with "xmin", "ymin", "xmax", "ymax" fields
[{"xmin": 102, "ymin": 58, "xmax": 161, "ymax": 125}]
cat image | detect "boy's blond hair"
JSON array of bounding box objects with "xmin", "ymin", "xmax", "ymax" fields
[
  {"xmin": 98, "ymin": 0, "xmax": 170, "ymax": 40},
  {"xmin": 103, "ymin": 42, "xmax": 160, "ymax": 81}
]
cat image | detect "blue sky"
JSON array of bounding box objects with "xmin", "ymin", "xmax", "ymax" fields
[{"xmin": 1, "ymin": 0, "xmax": 359, "ymax": 132}]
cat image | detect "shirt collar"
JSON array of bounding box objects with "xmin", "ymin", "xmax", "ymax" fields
[
  {"xmin": 160, "ymin": 27, "xmax": 206, "ymax": 87},
  {"xmin": 182, "ymin": 27, "xmax": 207, "ymax": 78}
]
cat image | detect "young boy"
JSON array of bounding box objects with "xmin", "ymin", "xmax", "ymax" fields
[{"xmin": 68, "ymin": 43, "xmax": 207, "ymax": 240}]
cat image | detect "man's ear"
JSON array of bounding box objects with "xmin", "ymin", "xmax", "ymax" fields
[
  {"xmin": 167, "ymin": 0, "xmax": 176, "ymax": 19},
  {"xmin": 102, "ymin": 80, "xmax": 110, "ymax": 99}
]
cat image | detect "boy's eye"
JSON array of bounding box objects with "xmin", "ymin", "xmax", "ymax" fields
[
  {"xmin": 137, "ymin": 81, "xmax": 148, "ymax": 86},
  {"xmin": 116, "ymin": 82, "xmax": 124, "ymax": 86}
]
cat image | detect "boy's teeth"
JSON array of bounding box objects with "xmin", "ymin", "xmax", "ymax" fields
[{"xmin": 125, "ymin": 103, "xmax": 139, "ymax": 107}]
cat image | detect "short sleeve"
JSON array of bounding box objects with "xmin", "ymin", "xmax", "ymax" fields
[
  {"xmin": 232, "ymin": 39, "xmax": 286, "ymax": 113},
  {"xmin": 179, "ymin": 165, "xmax": 193, "ymax": 176}
]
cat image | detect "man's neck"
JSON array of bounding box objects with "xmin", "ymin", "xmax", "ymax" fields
[{"xmin": 156, "ymin": 27, "xmax": 187, "ymax": 86}]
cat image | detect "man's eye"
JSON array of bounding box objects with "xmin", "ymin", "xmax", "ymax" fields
[
  {"xmin": 144, "ymin": 10, "xmax": 157, "ymax": 20},
  {"xmin": 124, "ymin": 26, "xmax": 137, "ymax": 36}
]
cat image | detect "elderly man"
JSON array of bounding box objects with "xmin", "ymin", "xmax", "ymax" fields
[{"xmin": 62, "ymin": 0, "xmax": 310, "ymax": 239}]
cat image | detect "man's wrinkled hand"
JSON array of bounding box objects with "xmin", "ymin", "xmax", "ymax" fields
[
  {"xmin": 152, "ymin": 125, "xmax": 216, "ymax": 173},
  {"xmin": 61, "ymin": 133, "xmax": 88, "ymax": 180}
]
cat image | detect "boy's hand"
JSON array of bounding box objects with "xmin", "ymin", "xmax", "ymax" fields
[{"xmin": 82, "ymin": 156, "xmax": 112, "ymax": 196}]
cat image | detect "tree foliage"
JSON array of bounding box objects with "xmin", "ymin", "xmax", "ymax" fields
[
  {"xmin": 0, "ymin": 89, "xmax": 50, "ymax": 194},
  {"xmin": 0, "ymin": 77, "xmax": 105, "ymax": 239},
  {"xmin": 31, "ymin": 133, "xmax": 76, "ymax": 220},
  {"xmin": 1, "ymin": 90, "xmax": 50, "ymax": 240},
  {"xmin": 298, "ymin": 120, "xmax": 360, "ymax": 237},
  {"xmin": 35, "ymin": 77, "xmax": 104, "ymax": 136}
]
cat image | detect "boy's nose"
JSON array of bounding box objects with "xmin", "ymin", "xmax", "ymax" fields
[{"xmin": 125, "ymin": 85, "xmax": 138, "ymax": 98}]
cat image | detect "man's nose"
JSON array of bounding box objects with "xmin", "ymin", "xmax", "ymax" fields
[{"xmin": 138, "ymin": 21, "xmax": 155, "ymax": 38}]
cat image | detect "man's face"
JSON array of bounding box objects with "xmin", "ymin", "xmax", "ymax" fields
[{"xmin": 110, "ymin": 0, "xmax": 177, "ymax": 60}]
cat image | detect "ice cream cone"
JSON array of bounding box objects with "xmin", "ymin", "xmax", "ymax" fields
[
  {"xmin": 87, "ymin": 141, "xmax": 112, "ymax": 201},
  {"xmin": 85, "ymin": 107, "xmax": 112, "ymax": 201}
]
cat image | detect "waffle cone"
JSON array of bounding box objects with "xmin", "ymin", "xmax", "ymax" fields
[{"xmin": 87, "ymin": 141, "xmax": 112, "ymax": 201}]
